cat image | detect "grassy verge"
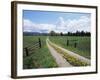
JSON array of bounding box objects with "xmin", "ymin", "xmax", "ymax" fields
[
  {"xmin": 49, "ymin": 36, "xmax": 91, "ymax": 59},
  {"xmin": 23, "ymin": 36, "xmax": 58, "ymax": 69},
  {"xmin": 48, "ymin": 40, "xmax": 89, "ymax": 66}
]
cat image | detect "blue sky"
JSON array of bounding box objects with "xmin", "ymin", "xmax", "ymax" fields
[{"xmin": 23, "ymin": 10, "xmax": 91, "ymax": 33}]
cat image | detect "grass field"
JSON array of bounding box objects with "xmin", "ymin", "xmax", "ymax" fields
[
  {"xmin": 23, "ymin": 36, "xmax": 58, "ymax": 69},
  {"xmin": 23, "ymin": 35, "xmax": 91, "ymax": 69},
  {"xmin": 49, "ymin": 36, "xmax": 91, "ymax": 59}
]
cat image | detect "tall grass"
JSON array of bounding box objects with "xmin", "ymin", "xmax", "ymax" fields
[
  {"xmin": 23, "ymin": 36, "xmax": 58, "ymax": 69},
  {"xmin": 49, "ymin": 36, "xmax": 91, "ymax": 59}
]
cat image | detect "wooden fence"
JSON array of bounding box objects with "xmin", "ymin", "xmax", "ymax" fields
[
  {"xmin": 66, "ymin": 39, "xmax": 78, "ymax": 48},
  {"xmin": 23, "ymin": 38, "xmax": 42, "ymax": 57}
]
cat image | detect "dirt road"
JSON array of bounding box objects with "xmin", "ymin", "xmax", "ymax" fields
[{"xmin": 46, "ymin": 39, "xmax": 72, "ymax": 67}]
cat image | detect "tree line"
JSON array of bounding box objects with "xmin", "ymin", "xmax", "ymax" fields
[
  {"xmin": 50, "ymin": 30, "xmax": 90, "ymax": 36},
  {"xmin": 23, "ymin": 30, "xmax": 90, "ymax": 36}
]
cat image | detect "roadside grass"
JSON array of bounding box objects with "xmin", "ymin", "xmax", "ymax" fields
[
  {"xmin": 49, "ymin": 36, "xmax": 91, "ymax": 59},
  {"xmin": 48, "ymin": 40, "xmax": 89, "ymax": 66},
  {"xmin": 23, "ymin": 36, "xmax": 58, "ymax": 69}
]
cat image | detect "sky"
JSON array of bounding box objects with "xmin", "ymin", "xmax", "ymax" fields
[{"xmin": 23, "ymin": 10, "xmax": 91, "ymax": 33}]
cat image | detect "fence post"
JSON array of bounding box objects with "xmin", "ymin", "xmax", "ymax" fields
[
  {"xmin": 25, "ymin": 47, "xmax": 29, "ymax": 56},
  {"xmin": 39, "ymin": 38, "xmax": 41, "ymax": 48},
  {"xmin": 74, "ymin": 42, "xmax": 77, "ymax": 48},
  {"xmin": 67, "ymin": 40, "xmax": 69, "ymax": 46}
]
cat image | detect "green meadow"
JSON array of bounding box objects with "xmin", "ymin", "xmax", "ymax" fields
[
  {"xmin": 49, "ymin": 36, "xmax": 91, "ymax": 59},
  {"xmin": 23, "ymin": 35, "xmax": 91, "ymax": 69},
  {"xmin": 23, "ymin": 36, "xmax": 58, "ymax": 69}
]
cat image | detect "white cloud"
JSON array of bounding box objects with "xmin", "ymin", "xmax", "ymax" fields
[
  {"xmin": 23, "ymin": 16, "xmax": 91, "ymax": 33},
  {"xmin": 65, "ymin": 16, "xmax": 91, "ymax": 32},
  {"xmin": 23, "ymin": 19, "xmax": 38, "ymax": 32},
  {"xmin": 23, "ymin": 19, "xmax": 56, "ymax": 33}
]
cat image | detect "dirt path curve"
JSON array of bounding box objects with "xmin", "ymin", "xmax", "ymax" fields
[
  {"xmin": 47, "ymin": 38, "xmax": 90, "ymax": 65},
  {"xmin": 46, "ymin": 38, "xmax": 72, "ymax": 67}
]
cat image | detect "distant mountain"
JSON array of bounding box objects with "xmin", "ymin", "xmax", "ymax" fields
[
  {"xmin": 23, "ymin": 32, "xmax": 40, "ymax": 36},
  {"xmin": 23, "ymin": 32, "xmax": 49, "ymax": 36}
]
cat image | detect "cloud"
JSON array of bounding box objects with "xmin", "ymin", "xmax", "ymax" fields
[
  {"xmin": 23, "ymin": 19, "xmax": 56, "ymax": 33},
  {"xmin": 53, "ymin": 17, "xmax": 69, "ymax": 33},
  {"xmin": 66, "ymin": 16, "xmax": 91, "ymax": 32},
  {"xmin": 23, "ymin": 16, "xmax": 91, "ymax": 33}
]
